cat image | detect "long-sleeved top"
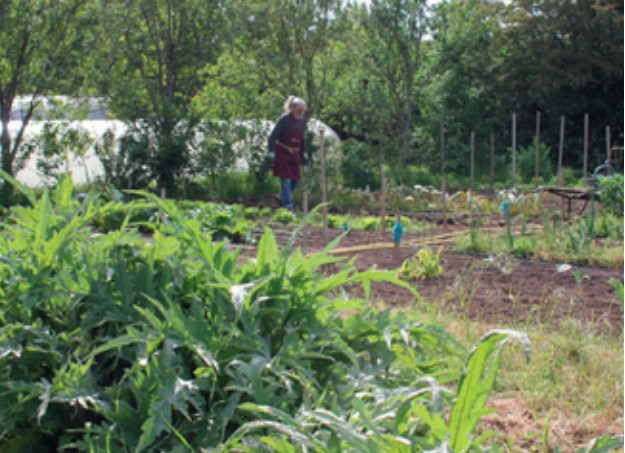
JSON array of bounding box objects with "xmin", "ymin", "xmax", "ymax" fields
[{"xmin": 267, "ymin": 113, "xmax": 307, "ymax": 154}]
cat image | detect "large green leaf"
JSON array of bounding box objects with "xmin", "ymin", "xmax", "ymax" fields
[{"xmin": 448, "ymin": 329, "xmax": 531, "ymax": 452}]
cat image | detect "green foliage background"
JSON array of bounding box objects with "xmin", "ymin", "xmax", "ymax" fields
[{"xmin": 1, "ymin": 0, "xmax": 622, "ymax": 201}]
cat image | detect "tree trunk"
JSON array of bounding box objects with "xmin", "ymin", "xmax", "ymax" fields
[
  {"xmin": 305, "ymin": 62, "xmax": 315, "ymax": 118},
  {"xmin": 1, "ymin": 109, "xmax": 14, "ymax": 205}
]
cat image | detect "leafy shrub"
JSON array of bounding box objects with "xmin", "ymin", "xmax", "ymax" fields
[
  {"xmin": 327, "ymin": 214, "xmax": 343, "ymax": 228},
  {"xmin": 244, "ymin": 206, "xmax": 261, "ymax": 219},
  {"xmin": 184, "ymin": 203, "xmax": 253, "ymax": 242},
  {"xmin": 399, "ymin": 247, "xmax": 445, "ymax": 281},
  {"xmin": 599, "ymin": 173, "xmax": 624, "ymax": 217},
  {"xmin": 194, "ymin": 121, "xmax": 245, "ymax": 185},
  {"xmin": 510, "ymin": 236, "xmax": 536, "ymax": 258},
  {"xmin": 512, "ymin": 139, "xmax": 553, "ymax": 184},
  {"xmin": 331, "ymin": 186, "xmax": 378, "ymax": 211},
  {"xmin": 362, "ymin": 216, "xmax": 380, "ymax": 231},
  {"xmin": 595, "ymin": 213, "xmax": 624, "ymax": 239},
  {"xmin": 185, "ymin": 172, "xmax": 279, "ymax": 202},
  {"xmin": 273, "ymin": 207, "xmax": 297, "ymax": 224},
  {"xmin": 338, "ymin": 139, "xmax": 380, "ymax": 190},
  {"xmin": 386, "ymin": 164, "xmax": 440, "ymax": 187}
]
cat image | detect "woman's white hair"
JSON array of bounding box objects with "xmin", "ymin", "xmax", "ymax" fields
[{"xmin": 284, "ymin": 95, "xmax": 306, "ymax": 112}]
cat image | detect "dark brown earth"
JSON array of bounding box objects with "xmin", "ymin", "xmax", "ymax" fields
[{"xmin": 250, "ymin": 222, "xmax": 623, "ymax": 333}]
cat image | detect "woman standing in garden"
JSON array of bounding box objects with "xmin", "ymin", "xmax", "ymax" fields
[{"xmin": 267, "ymin": 96, "xmax": 308, "ymax": 211}]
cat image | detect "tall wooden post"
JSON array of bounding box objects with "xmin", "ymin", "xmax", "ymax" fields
[
  {"xmin": 379, "ymin": 157, "xmax": 386, "ymax": 235},
  {"xmin": 489, "ymin": 130, "xmax": 495, "ymax": 189},
  {"xmin": 303, "ymin": 191, "xmax": 309, "ymax": 216},
  {"xmin": 470, "ymin": 131, "xmax": 475, "ymax": 188},
  {"xmin": 535, "ymin": 111, "xmax": 541, "ymax": 187},
  {"xmin": 440, "ymin": 124, "xmax": 447, "ymax": 230},
  {"xmin": 558, "ymin": 116, "xmax": 566, "ymax": 186},
  {"xmin": 606, "ymin": 125, "xmax": 611, "ymax": 163},
  {"xmin": 512, "ymin": 113, "xmax": 517, "ymax": 186},
  {"xmin": 160, "ymin": 188, "xmax": 167, "ymax": 223},
  {"xmin": 583, "ymin": 113, "xmax": 589, "ymax": 178},
  {"xmin": 319, "ymin": 127, "xmax": 328, "ymax": 235},
  {"xmin": 303, "ymin": 191, "xmax": 309, "ymax": 247}
]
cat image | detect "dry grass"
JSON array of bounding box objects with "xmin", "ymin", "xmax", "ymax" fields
[{"xmin": 407, "ymin": 307, "xmax": 624, "ymax": 452}]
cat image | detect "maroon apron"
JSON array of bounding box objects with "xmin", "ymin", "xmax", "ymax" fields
[{"xmin": 273, "ymin": 117, "xmax": 303, "ymax": 180}]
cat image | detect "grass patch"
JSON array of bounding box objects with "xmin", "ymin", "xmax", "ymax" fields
[{"xmin": 404, "ymin": 301, "xmax": 624, "ymax": 451}]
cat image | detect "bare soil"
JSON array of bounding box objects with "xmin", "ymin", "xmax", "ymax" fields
[
  {"xmin": 256, "ymin": 224, "xmax": 623, "ymax": 333},
  {"xmin": 483, "ymin": 394, "xmax": 624, "ymax": 451}
]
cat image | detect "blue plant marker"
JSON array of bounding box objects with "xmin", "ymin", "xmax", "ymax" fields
[
  {"xmin": 341, "ymin": 222, "xmax": 350, "ymax": 232},
  {"xmin": 501, "ymin": 199, "xmax": 511, "ymax": 218},
  {"xmin": 393, "ymin": 218, "xmax": 404, "ymax": 245},
  {"xmin": 501, "ymin": 199, "xmax": 513, "ymax": 246}
]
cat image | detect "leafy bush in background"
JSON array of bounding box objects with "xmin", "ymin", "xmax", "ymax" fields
[
  {"xmin": 339, "ymin": 139, "xmax": 380, "ymax": 190},
  {"xmin": 512, "ymin": 139, "xmax": 554, "ymax": 184},
  {"xmin": 273, "ymin": 207, "xmax": 297, "ymax": 224},
  {"xmin": 599, "ymin": 173, "xmax": 624, "ymax": 217}
]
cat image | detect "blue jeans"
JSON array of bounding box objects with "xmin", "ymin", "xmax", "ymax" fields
[{"xmin": 280, "ymin": 178, "xmax": 299, "ymax": 210}]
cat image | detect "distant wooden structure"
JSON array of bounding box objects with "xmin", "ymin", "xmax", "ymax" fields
[{"xmin": 542, "ymin": 187, "xmax": 595, "ymax": 219}]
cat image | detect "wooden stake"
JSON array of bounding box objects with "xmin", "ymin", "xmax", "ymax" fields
[
  {"xmin": 470, "ymin": 131, "xmax": 475, "ymax": 188},
  {"xmin": 160, "ymin": 187, "xmax": 166, "ymax": 223},
  {"xmin": 583, "ymin": 113, "xmax": 589, "ymax": 178},
  {"xmin": 606, "ymin": 125, "xmax": 611, "ymax": 163},
  {"xmin": 535, "ymin": 111, "xmax": 541, "ymax": 187},
  {"xmin": 303, "ymin": 191, "xmax": 309, "ymax": 216},
  {"xmin": 512, "ymin": 113, "xmax": 517, "ymax": 186},
  {"xmin": 302, "ymin": 190, "xmax": 309, "ymax": 249},
  {"xmin": 380, "ymin": 157, "xmax": 386, "ymax": 235},
  {"xmin": 440, "ymin": 124, "xmax": 447, "ymax": 231},
  {"xmin": 319, "ymin": 127, "xmax": 328, "ymax": 235},
  {"xmin": 558, "ymin": 116, "xmax": 565, "ymax": 186},
  {"xmin": 489, "ymin": 130, "xmax": 495, "ymax": 189}
]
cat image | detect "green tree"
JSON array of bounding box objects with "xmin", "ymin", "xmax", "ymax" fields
[
  {"xmin": 362, "ymin": 0, "xmax": 428, "ymax": 169},
  {"xmin": 321, "ymin": 1, "xmax": 429, "ymax": 181},
  {"xmin": 419, "ymin": 0, "xmax": 504, "ymax": 174},
  {"xmin": 0, "ymin": 0, "xmax": 89, "ymax": 204},
  {"xmin": 201, "ymin": 0, "xmax": 343, "ymax": 120},
  {"xmin": 90, "ymin": 0, "xmax": 223, "ymax": 194},
  {"xmin": 492, "ymin": 0, "xmax": 624, "ymax": 169}
]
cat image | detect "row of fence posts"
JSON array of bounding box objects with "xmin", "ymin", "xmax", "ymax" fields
[
  {"xmin": 466, "ymin": 113, "xmax": 615, "ymax": 190},
  {"xmin": 309, "ymin": 114, "xmax": 617, "ymax": 245}
]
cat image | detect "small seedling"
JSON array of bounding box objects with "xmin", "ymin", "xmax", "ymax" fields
[
  {"xmin": 398, "ymin": 246, "xmax": 444, "ymax": 281},
  {"xmin": 573, "ymin": 270, "xmax": 584, "ymax": 284}
]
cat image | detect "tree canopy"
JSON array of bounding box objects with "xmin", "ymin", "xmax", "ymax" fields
[{"xmin": 1, "ymin": 0, "xmax": 622, "ymax": 197}]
